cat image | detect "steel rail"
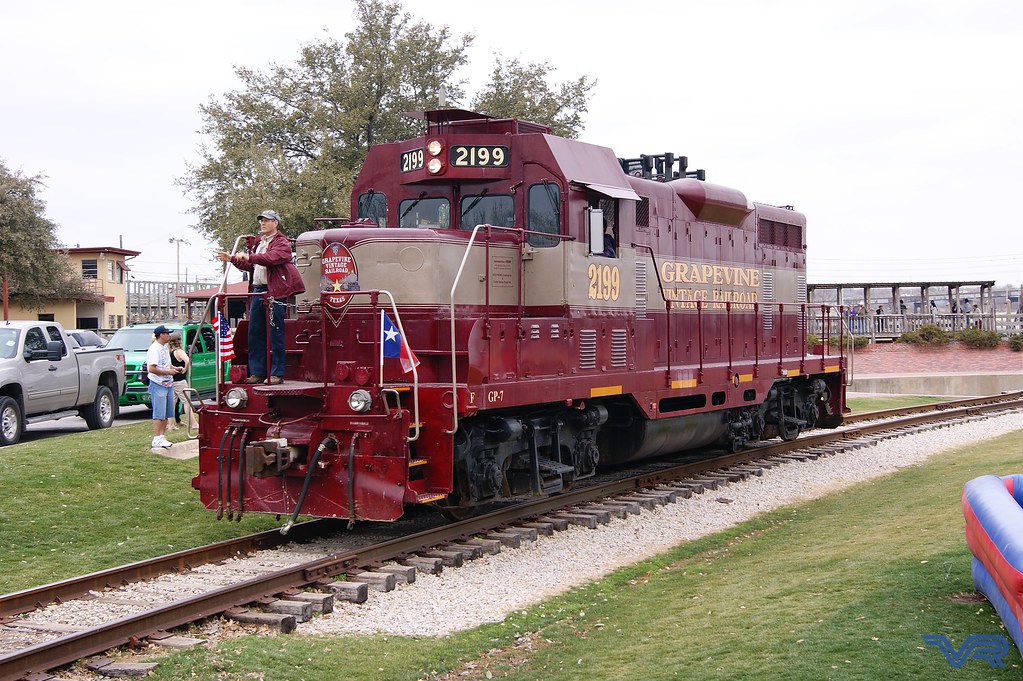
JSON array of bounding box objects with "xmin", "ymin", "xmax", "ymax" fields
[
  {"xmin": 0, "ymin": 519, "xmax": 338, "ymax": 619},
  {"xmin": 3, "ymin": 398, "xmax": 1021, "ymax": 680},
  {"xmin": 844, "ymin": 391, "xmax": 1023, "ymax": 425}
]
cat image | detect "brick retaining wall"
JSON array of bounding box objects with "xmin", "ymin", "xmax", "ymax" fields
[{"xmin": 853, "ymin": 342, "xmax": 1023, "ymax": 375}]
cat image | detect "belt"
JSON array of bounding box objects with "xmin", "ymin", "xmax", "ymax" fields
[{"xmin": 252, "ymin": 285, "xmax": 268, "ymax": 291}]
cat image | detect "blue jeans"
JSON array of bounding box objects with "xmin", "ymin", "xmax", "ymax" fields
[
  {"xmin": 248, "ymin": 289, "xmax": 286, "ymax": 378},
  {"xmin": 148, "ymin": 382, "xmax": 175, "ymax": 420}
]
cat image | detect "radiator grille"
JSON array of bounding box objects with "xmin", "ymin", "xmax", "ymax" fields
[
  {"xmin": 635, "ymin": 261, "xmax": 648, "ymax": 319},
  {"xmin": 762, "ymin": 271, "xmax": 774, "ymax": 331},
  {"xmin": 610, "ymin": 329, "xmax": 627, "ymax": 368},
  {"xmin": 579, "ymin": 329, "xmax": 597, "ymax": 370}
]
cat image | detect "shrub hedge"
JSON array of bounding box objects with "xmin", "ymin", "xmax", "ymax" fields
[
  {"xmin": 898, "ymin": 323, "xmax": 951, "ymax": 346},
  {"xmin": 955, "ymin": 328, "xmax": 1003, "ymax": 349}
]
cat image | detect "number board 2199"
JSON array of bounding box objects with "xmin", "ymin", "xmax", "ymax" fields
[
  {"xmin": 451, "ymin": 145, "xmax": 509, "ymax": 168},
  {"xmin": 401, "ymin": 149, "xmax": 424, "ymax": 172}
]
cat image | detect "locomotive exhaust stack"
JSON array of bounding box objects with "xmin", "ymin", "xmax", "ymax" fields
[{"xmin": 193, "ymin": 108, "xmax": 847, "ymax": 524}]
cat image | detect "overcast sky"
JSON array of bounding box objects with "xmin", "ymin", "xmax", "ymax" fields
[{"xmin": 4, "ymin": 0, "xmax": 1021, "ymax": 290}]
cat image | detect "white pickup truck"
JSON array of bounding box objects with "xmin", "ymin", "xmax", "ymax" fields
[{"xmin": 0, "ymin": 320, "xmax": 126, "ymax": 446}]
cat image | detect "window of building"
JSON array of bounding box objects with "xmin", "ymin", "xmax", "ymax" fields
[
  {"xmin": 107, "ymin": 260, "xmax": 115, "ymax": 281},
  {"xmin": 82, "ymin": 259, "xmax": 98, "ymax": 279},
  {"xmin": 527, "ymin": 182, "xmax": 561, "ymax": 247}
]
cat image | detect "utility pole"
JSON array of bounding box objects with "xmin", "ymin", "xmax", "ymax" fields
[{"xmin": 169, "ymin": 238, "xmax": 190, "ymax": 319}]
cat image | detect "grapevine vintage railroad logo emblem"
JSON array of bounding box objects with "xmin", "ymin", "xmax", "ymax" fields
[{"xmin": 320, "ymin": 243, "xmax": 359, "ymax": 310}]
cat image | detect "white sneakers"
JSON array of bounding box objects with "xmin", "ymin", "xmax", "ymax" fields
[{"xmin": 151, "ymin": 435, "xmax": 172, "ymax": 449}]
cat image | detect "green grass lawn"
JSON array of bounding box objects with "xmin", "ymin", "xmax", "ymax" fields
[
  {"xmin": 845, "ymin": 394, "xmax": 945, "ymax": 413},
  {"xmin": 5, "ymin": 411, "xmax": 1021, "ymax": 680},
  {"xmin": 0, "ymin": 422, "xmax": 281, "ymax": 593}
]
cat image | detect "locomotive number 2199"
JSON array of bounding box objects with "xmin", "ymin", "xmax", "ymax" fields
[{"xmin": 587, "ymin": 263, "xmax": 620, "ymax": 302}]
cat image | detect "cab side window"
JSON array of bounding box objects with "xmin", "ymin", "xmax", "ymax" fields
[
  {"xmin": 186, "ymin": 329, "xmax": 198, "ymax": 351},
  {"xmin": 357, "ymin": 191, "xmax": 387, "ymax": 227},
  {"xmin": 200, "ymin": 327, "xmax": 217, "ymax": 354},
  {"xmin": 44, "ymin": 325, "xmax": 68, "ymax": 356},
  {"xmin": 24, "ymin": 327, "xmax": 47, "ymax": 355},
  {"xmin": 527, "ymin": 182, "xmax": 561, "ymax": 247}
]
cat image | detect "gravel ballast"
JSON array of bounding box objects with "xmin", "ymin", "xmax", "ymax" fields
[{"xmin": 300, "ymin": 413, "xmax": 1023, "ymax": 638}]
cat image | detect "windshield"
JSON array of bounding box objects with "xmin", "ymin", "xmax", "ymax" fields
[
  {"xmin": 398, "ymin": 197, "xmax": 450, "ymax": 228},
  {"xmin": 0, "ymin": 328, "xmax": 19, "ymax": 360},
  {"xmin": 108, "ymin": 327, "xmax": 172, "ymax": 352},
  {"xmin": 460, "ymin": 194, "xmax": 513, "ymax": 230}
]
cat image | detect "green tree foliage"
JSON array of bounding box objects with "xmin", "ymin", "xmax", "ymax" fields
[
  {"xmin": 181, "ymin": 0, "xmax": 473, "ymax": 249},
  {"xmin": 180, "ymin": 0, "xmax": 596, "ymax": 251},
  {"xmin": 470, "ymin": 56, "xmax": 596, "ymax": 138},
  {"xmin": 0, "ymin": 160, "xmax": 95, "ymax": 310}
]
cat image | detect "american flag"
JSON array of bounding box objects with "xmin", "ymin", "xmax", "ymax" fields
[{"xmin": 212, "ymin": 313, "xmax": 235, "ymax": 362}]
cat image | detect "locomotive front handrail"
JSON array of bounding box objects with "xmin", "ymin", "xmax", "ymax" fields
[
  {"xmin": 448, "ymin": 223, "xmax": 561, "ymax": 435},
  {"xmin": 207, "ymin": 234, "xmax": 248, "ymax": 405},
  {"xmin": 448, "ymin": 224, "xmax": 488, "ymax": 435}
]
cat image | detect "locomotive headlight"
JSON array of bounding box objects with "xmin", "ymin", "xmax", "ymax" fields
[
  {"xmin": 348, "ymin": 389, "xmax": 373, "ymax": 412},
  {"xmin": 427, "ymin": 157, "xmax": 444, "ymax": 174},
  {"xmin": 225, "ymin": 387, "xmax": 248, "ymax": 409},
  {"xmin": 426, "ymin": 139, "xmax": 443, "ymax": 156}
]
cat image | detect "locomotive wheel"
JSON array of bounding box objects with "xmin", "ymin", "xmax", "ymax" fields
[
  {"xmin": 780, "ymin": 422, "xmax": 802, "ymax": 441},
  {"xmin": 439, "ymin": 504, "xmax": 482, "ymax": 522},
  {"xmin": 0, "ymin": 396, "xmax": 24, "ymax": 447}
]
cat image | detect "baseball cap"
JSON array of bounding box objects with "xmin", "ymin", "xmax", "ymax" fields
[
  {"xmin": 153, "ymin": 325, "xmax": 171, "ymax": 336},
  {"xmin": 257, "ymin": 210, "xmax": 281, "ymax": 223}
]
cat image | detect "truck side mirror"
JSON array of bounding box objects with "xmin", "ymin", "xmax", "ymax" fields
[{"xmin": 46, "ymin": 340, "xmax": 64, "ymax": 362}]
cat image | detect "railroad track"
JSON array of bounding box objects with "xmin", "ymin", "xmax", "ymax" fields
[{"xmin": 2, "ymin": 393, "xmax": 1022, "ymax": 681}]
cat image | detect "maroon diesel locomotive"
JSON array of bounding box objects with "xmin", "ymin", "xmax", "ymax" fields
[{"xmin": 193, "ymin": 109, "xmax": 847, "ymax": 525}]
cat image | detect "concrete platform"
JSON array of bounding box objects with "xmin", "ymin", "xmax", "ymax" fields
[
  {"xmin": 849, "ymin": 371, "xmax": 1023, "ymax": 397},
  {"xmin": 151, "ymin": 438, "xmax": 199, "ymax": 459}
]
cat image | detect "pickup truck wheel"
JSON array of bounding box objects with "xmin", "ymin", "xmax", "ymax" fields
[
  {"xmin": 83, "ymin": 386, "xmax": 116, "ymax": 430},
  {"xmin": 0, "ymin": 396, "xmax": 23, "ymax": 446}
]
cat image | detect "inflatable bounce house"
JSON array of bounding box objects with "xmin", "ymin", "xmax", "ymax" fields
[{"xmin": 963, "ymin": 474, "xmax": 1023, "ymax": 654}]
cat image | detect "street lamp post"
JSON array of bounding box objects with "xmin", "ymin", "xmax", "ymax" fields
[{"xmin": 168, "ymin": 237, "xmax": 190, "ymax": 319}]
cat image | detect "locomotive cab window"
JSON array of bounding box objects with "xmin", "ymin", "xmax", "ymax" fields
[
  {"xmin": 527, "ymin": 182, "xmax": 561, "ymax": 247},
  {"xmin": 459, "ymin": 194, "xmax": 513, "ymax": 230},
  {"xmin": 398, "ymin": 197, "xmax": 450, "ymax": 229},
  {"xmin": 357, "ymin": 191, "xmax": 387, "ymax": 227}
]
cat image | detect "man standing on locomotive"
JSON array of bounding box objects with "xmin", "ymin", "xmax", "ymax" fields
[{"xmin": 216, "ymin": 210, "xmax": 305, "ymax": 385}]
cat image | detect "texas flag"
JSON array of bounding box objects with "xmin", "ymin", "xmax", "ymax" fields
[{"xmin": 381, "ymin": 311, "xmax": 419, "ymax": 374}]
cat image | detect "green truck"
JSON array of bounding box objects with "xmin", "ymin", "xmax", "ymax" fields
[{"xmin": 106, "ymin": 322, "xmax": 220, "ymax": 407}]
